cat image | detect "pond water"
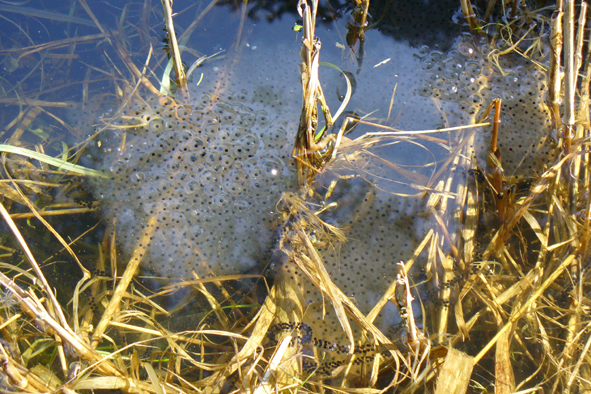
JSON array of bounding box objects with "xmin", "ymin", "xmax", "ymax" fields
[{"xmin": 82, "ymin": 2, "xmax": 465, "ymax": 283}]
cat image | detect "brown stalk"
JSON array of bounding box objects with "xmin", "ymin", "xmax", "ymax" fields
[
  {"xmin": 460, "ymin": 0, "xmax": 480, "ymax": 30},
  {"xmin": 91, "ymin": 213, "xmax": 158, "ymax": 348},
  {"xmin": 482, "ymin": 149, "xmax": 575, "ymax": 260},
  {"xmin": 484, "ymin": 0, "xmax": 497, "ymax": 21},
  {"xmin": 9, "ymin": 207, "xmax": 96, "ymax": 219},
  {"xmin": 3, "ymin": 109, "xmax": 29, "ymax": 133},
  {"xmin": 490, "ymin": 99, "xmax": 505, "ymax": 222},
  {"xmin": 473, "ymin": 254, "xmax": 576, "ymax": 363},
  {"xmin": 108, "ymin": 231, "xmax": 117, "ymax": 293},
  {"xmin": 160, "ymin": 0, "xmax": 188, "ymax": 94},
  {"xmin": 7, "ymin": 106, "xmax": 41, "ymax": 144},
  {"xmin": 477, "ymin": 98, "xmax": 505, "ymax": 221},
  {"xmin": 462, "ymin": 163, "xmax": 480, "ymax": 266},
  {"xmin": 352, "ymin": 0, "xmax": 370, "ymax": 28},
  {"xmin": 510, "ymin": 0, "xmax": 520, "ymax": 18},
  {"xmin": 347, "ymin": 0, "xmax": 369, "ymax": 71},
  {"xmin": 548, "ymin": 0, "xmax": 564, "ymax": 129},
  {"xmin": 0, "ymin": 98, "xmax": 72, "ymax": 107},
  {"xmin": 563, "ymin": 0, "xmax": 575, "ymax": 154}
]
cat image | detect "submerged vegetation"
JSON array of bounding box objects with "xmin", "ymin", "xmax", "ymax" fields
[{"xmin": 0, "ymin": 0, "xmax": 590, "ymax": 392}]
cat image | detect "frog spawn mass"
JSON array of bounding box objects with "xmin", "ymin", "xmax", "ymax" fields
[
  {"xmin": 270, "ymin": 35, "xmax": 558, "ymax": 368},
  {"xmin": 90, "ymin": 91, "xmax": 295, "ymax": 278},
  {"xmin": 418, "ymin": 34, "xmax": 555, "ymax": 177},
  {"xmin": 83, "ymin": 36, "xmax": 554, "ymax": 311},
  {"xmin": 78, "ymin": 26, "xmax": 556, "ymax": 378}
]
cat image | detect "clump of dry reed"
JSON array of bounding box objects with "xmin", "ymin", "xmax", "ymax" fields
[{"xmin": 436, "ymin": 1, "xmax": 591, "ymax": 393}]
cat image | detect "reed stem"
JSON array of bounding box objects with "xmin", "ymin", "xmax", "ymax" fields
[
  {"xmin": 563, "ymin": 0, "xmax": 575, "ymax": 153},
  {"xmin": 460, "ymin": 0, "xmax": 480, "ymax": 30},
  {"xmin": 549, "ymin": 0, "xmax": 564, "ymax": 130},
  {"xmin": 161, "ymin": 0, "xmax": 188, "ymax": 93}
]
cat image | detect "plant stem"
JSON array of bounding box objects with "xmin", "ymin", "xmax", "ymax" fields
[
  {"xmin": 563, "ymin": 0, "xmax": 575, "ymax": 153},
  {"xmin": 161, "ymin": 0, "xmax": 188, "ymax": 93},
  {"xmin": 569, "ymin": 2, "xmax": 587, "ymax": 213},
  {"xmin": 491, "ymin": 99, "xmax": 505, "ymax": 222},
  {"xmin": 460, "ymin": 0, "xmax": 480, "ymax": 30},
  {"xmin": 549, "ymin": 0, "xmax": 563, "ymax": 130}
]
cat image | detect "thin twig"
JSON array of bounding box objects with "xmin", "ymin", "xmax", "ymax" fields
[
  {"xmin": 474, "ymin": 254, "xmax": 576, "ymax": 363},
  {"xmin": 91, "ymin": 214, "xmax": 158, "ymax": 348},
  {"xmin": 0, "ymin": 202, "xmax": 70, "ymax": 330},
  {"xmin": 563, "ymin": 0, "xmax": 575, "ymax": 153},
  {"xmin": 160, "ymin": 0, "xmax": 188, "ymax": 93},
  {"xmin": 460, "ymin": 0, "xmax": 480, "ymax": 30},
  {"xmin": 549, "ymin": 0, "xmax": 564, "ymax": 129}
]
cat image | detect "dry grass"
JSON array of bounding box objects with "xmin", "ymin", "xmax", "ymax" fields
[{"xmin": 0, "ymin": 0, "xmax": 589, "ymax": 393}]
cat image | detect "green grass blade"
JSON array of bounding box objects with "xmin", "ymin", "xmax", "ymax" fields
[
  {"xmin": 315, "ymin": 62, "xmax": 352, "ymax": 142},
  {"xmin": 0, "ymin": 144, "xmax": 109, "ymax": 178}
]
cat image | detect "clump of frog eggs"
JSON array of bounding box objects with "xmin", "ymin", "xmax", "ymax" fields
[
  {"xmin": 418, "ymin": 34, "xmax": 554, "ymax": 176},
  {"xmin": 291, "ymin": 33, "xmax": 558, "ymax": 363},
  {"xmin": 79, "ymin": 32, "xmax": 558, "ymax": 378},
  {"xmin": 90, "ymin": 91, "xmax": 294, "ymax": 278}
]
